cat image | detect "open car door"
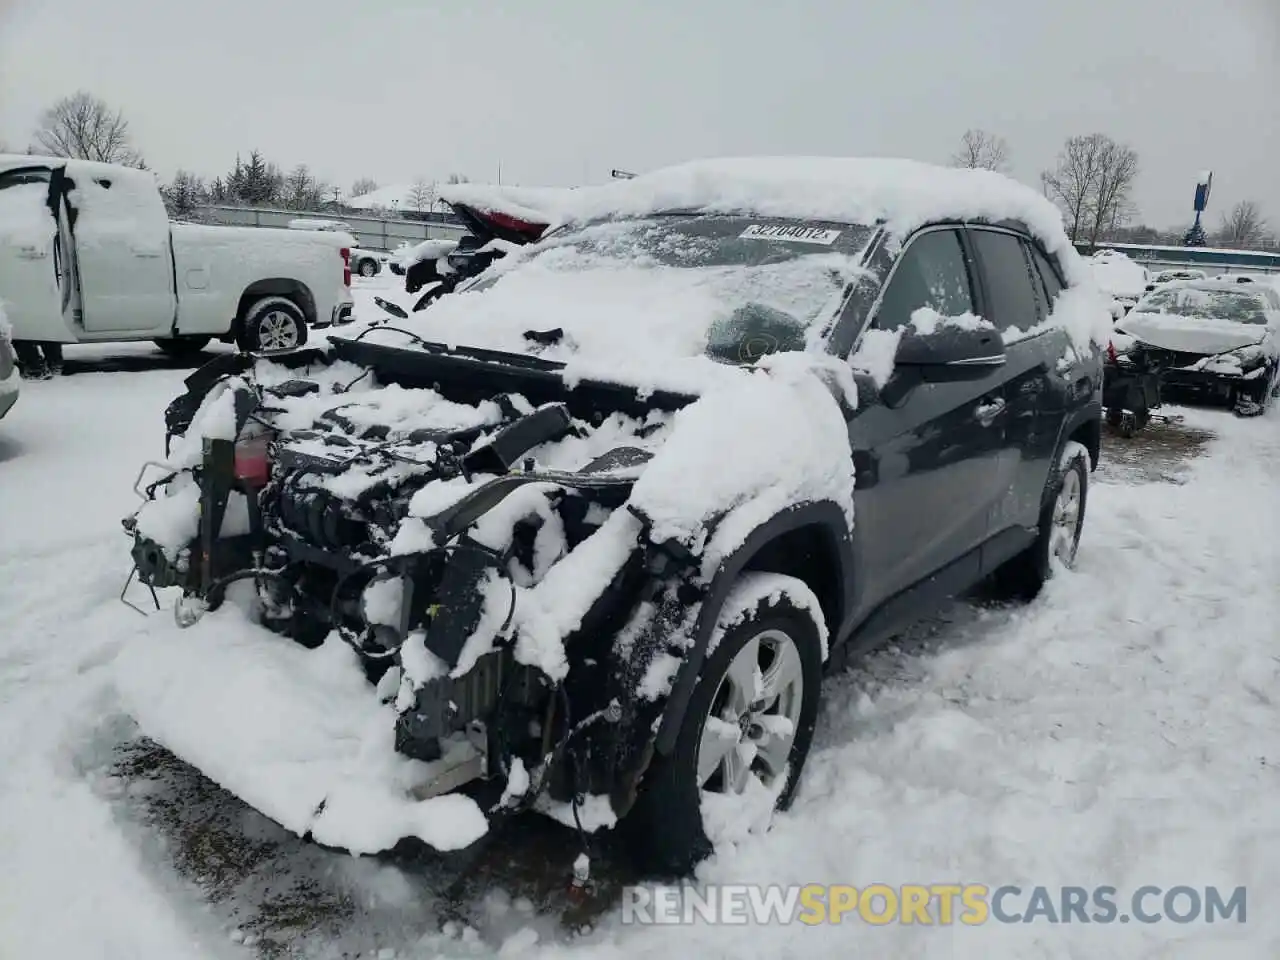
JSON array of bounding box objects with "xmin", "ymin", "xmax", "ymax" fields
[{"xmin": 0, "ymin": 166, "xmax": 70, "ymax": 342}]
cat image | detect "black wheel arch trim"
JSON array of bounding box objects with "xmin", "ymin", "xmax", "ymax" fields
[
  {"xmin": 651, "ymin": 500, "xmax": 853, "ymax": 756},
  {"xmin": 1059, "ymin": 400, "xmax": 1103, "ymax": 472}
]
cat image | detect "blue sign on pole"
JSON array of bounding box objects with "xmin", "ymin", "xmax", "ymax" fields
[
  {"xmin": 1194, "ymin": 171, "xmax": 1213, "ymax": 213},
  {"xmin": 1185, "ymin": 170, "xmax": 1212, "ymax": 246}
]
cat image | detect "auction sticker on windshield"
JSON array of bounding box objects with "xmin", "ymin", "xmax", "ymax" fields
[{"xmin": 740, "ymin": 224, "xmax": 842, "ymax": 245}]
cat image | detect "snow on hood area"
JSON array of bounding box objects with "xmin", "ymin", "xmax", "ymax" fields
[
  {"xmin": 361, "ymin": 215, "xmax": 870, "ymax": 396},
  {"xmin": 1119, "ymin": 310, "xmax": 1269, "ymax": 355},
  {"xmin": 1121, "ymin": 285, "xmax": 1275, "ymax": 355}
]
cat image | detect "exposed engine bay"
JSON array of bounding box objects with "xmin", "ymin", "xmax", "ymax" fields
[{"xmin": 122, "ymin": 336, "xmax": 710, "ymax": 839}]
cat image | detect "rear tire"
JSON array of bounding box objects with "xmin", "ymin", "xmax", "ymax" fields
[
  {"xmin": 236, "ymin": 297, "xmax": 308, "ymax": 353},
  {"xmin": 992, "ymin": 441, "xmax": 1090, "ymax": 600},
  {"xmin": 153, "ymin": 335, "xmax": 211, "ymax": 358},
  {"xmin": 358, "ymin": 258, "xmax": 379, "ymax": 278},
  {"xmin": 622, "ymin": 577, "xmax": 824, "ymax": 877}
]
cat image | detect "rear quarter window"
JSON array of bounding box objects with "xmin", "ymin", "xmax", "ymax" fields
[{"xmin": 1029, "ymin": 244, "xmax": 1065, "ymax": 302}]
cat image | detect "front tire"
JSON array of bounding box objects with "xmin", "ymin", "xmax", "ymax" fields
[
  {"xmin": 623, "ymin": 576, "xmax": 825, "ymax": 876},
  {"xmin": 236, "ymin": 297, "xmax": 308, "ymax": 353},
  {"xmin": 992, "ymin": 440, "xmax": 1090, "ymax": 600},
  {"xmin": 358, "ymin": 257, "xmax": 379, "ymax": 278}
]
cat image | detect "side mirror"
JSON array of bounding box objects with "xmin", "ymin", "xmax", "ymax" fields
[
  {"xmin": 894, "ymin": 324, "xmax": 1006, "ymax": 379},
  {"xmin": 880, "ymin": 325, "xmax": 1005, "ymax": 407}
]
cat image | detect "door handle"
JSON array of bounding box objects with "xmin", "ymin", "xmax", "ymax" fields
[{"xmin": 974, "ymin": 397, "xmax": 1006, "ymax": 424}]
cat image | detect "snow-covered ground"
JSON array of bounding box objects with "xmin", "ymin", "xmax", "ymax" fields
[{"xmin": 0, "ymin": 322, "xmax": 1277, "ymax": 957}]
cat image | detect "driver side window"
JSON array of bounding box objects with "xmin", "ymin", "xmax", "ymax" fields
[{"xmin": 872, "ymin": 228, "xmax": 976, "ymax": 331}]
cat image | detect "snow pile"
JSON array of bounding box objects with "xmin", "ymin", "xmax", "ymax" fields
[
  {"xmin": 391, "ymin": 237, "xmax": 460, "ymax": 270},
  {"xmin": 629, "ymin": 360, "xmax": 854, "ymax": 572},
  {"xmin": 1086, "ymin": 250, "xmax": 1149, "ymax": 298},
  {"xmin": 438, "ymin": 182, "xmax": 580, "ymax": 226},
  {"xmin": 113, "ymin": 603, "xmax": 489, "ymax": 856}
]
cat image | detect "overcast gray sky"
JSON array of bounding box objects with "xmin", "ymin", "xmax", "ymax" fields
[{"xmin": 1, "ymin": 0, "xmax": 1277, "ymax": 229}]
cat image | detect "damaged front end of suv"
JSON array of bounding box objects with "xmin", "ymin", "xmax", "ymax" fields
[
  {"xmin": 126, "ymin": 340, "xmax": 695, "ymax": 805},
  {"xmin": 120, "ymin": 326, "xmax": 849, "ymax": 873}
]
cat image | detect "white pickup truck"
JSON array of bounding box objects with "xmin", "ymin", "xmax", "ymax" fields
[{"xmin": 0, "ymin": 155, "xmax": 355, "ymax": 356}]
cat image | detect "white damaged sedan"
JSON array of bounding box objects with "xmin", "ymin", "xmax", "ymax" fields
[{"xmin": 1113, "ymin": 279, "xmax": 1280, "ymax": 415}]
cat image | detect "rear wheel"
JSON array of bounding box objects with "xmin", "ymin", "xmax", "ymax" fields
[
  {"xmin": 236, "ymin": 297, "xmax": 308, "ymax": 353},
  {"xmin": 153, "ymin": 335, "xmax": 211, "ymax": 358},
  {"xmin": 623, "ymin": 577, "xmax": 824, "ymax": 876},
  {"xmin": 358, "ymin": 257, "xmax": 379, "ymax": 278},
  {"xmin": 992, "ymin": 441, "xmax": 1089, "ymax": 600}
]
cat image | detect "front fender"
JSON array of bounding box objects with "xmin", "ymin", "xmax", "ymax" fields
[{"xmin": 651, "ymin": 500, "xmax": 852, "ymax": 756}]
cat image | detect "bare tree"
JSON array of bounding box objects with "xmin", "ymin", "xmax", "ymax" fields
[
  {"xmin": 350, "ymin": 177, "xmax": 378, "ymax": 198},
  {"xmin": 1217, "ymin": 201, "xmax": 1269, "ymax": 249},
  {"xmin": 1041, "ymin": 136, "xmax": 1103, "ymax": 242},
  {"xmin": 407, "ymin": 177, "xmax": 436, "ymax": 212},
  {"xmin": 950, "ymin": 129, "xmax": 1010, "ymax": 172},
  {"xmin": 1084, "ymin": 137, "xmax": 1139, "ymax": 245},
  {"xmin": 284, "ymin": 164, "xmax": 321, "ymax": 209},
  {"xmin": 1041, "ymin": 133, "xmax": 1139, "ymax": 244},
  {"xmin": 32, "ymin": 91, "xmax": 146, "ymax": 167}
]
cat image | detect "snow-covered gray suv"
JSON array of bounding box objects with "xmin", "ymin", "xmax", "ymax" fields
[{"xmin": 120, "ymin": 158, "xmax": 1110, "ymax": 876}]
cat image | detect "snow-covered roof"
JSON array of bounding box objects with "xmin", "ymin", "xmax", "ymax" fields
[
  {"xmin": 450, "ymin": 157, "xmax": 1075, "ymax": 256},
  {"xmin": 437, "ymin": 183, "xmax": 582, "ymax": 225},
  {"xmin": 0, "ymin": 152, "xmax": 159, "ymax": 186}
]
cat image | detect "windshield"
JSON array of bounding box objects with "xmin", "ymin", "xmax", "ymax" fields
[
  {"xmin": 1137, "ymin": 286, "xmax": 1269, "ymax": 325},
  {"xmin": 443, "ymin": 214, "xmax": 874, "ymax": 365}
]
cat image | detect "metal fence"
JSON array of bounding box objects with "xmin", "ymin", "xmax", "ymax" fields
[
  {"xmin": 1075, "ymin": 241, "xmax": 1280, "ymax": 276},
  {"xmin": 194, "ymin": 204, "xmax": 467, "ymax": 253}
]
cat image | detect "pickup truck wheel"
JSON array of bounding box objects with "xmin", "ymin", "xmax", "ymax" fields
[
  {"xmin": 622, "ymin": 578, "xmax": 823, "ymax": 877},
  {"xmin": 238, "ymin": 297, "xmax": 308, "ymax": 353},
  {"xmin": 992, "ymin": 441, "xmax": 1090, "ymax": 600},
  {"xmin": 153, "ymin": 336, "xmax": 211, "ymax": 358},
  {"xmin": 358, "ymin": 257, "xmax": 379, "ymax": 277}
]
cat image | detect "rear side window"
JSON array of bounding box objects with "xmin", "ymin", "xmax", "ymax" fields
[
  {"xmin": 970, "ymin": 229, "xmax": 1041, "ymax": 332},
  {"xmin": 1028, "ymin": 243, "xmax": 1065, "ymax": 303},
  {"xmin": 872, "ymin": 228, "xmax": 975, "ymax": 330}
]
